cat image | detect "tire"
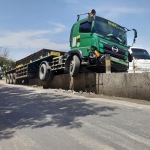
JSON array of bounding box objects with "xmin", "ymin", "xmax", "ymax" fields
[
  {"xmin": 10, "ymin": 73, "xmax": 13, "ymax": 84},
  {"xmin": 6, "ymin": 74, "xmax": 10, "ymax": 84},
  {"xmin": 39, "ymin": 63, "xmax": 54, "ymax": 81},
  {"xmin": 43, "ymin": 85, "xmax": 49, "ymax": 89},
  {"xmin": 69, "ymin": 55, "xmax": 80, "ymax": 77},
  {"xmin": 39, "ymin": 64, "xmax": 47, "ymax": 81},
  {"xmin": 48, "ymin": 70, "xmax": 54, "ymax": 81},
  {"xmin": 13, "ymin": 73, "xmax": 16, "ymax": 84}
]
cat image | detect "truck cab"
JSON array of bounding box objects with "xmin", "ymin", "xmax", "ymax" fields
[
  {"xmin": 128, "ymin": 47, "xmax": 150, "ymax": 73},
  {"xmin": 68, "ymin": 11, "xmax": 137, "ymax": 76}
]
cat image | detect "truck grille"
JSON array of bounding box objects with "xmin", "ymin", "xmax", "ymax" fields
[{"xmin": 103, "ymin": 44, "xmax": 126, "ymax": 60}]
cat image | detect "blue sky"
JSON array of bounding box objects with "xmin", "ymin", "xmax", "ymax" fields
[{"xmin": 0, "ymin": 0, "xmax": 150, "ymax": 60}]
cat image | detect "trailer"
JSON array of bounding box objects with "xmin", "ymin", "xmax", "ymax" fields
[{"xmin": 6, "ymin": 49, "xmax": 67, "ymax": 84}]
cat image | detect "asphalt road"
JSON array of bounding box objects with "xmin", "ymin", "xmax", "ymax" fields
[{"xmin": 0, "ymin": 79, "xmax": 150, "ymax": 150}]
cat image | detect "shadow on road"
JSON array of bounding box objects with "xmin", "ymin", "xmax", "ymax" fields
[{"xmin": 0, "ymin": 84, "xmax": 118, "ymax": 140}]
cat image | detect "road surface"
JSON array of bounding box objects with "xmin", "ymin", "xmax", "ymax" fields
[{"xmin": 0, "ymin": 79, "xmax": 150, "ymax": 150}]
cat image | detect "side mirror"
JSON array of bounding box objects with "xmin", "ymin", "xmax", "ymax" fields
[
  {"xmin": 132, "ymin": 29, "xmax": 137, "ymax": 46},
  {"xmin": 133, "ymin": 29, "xmax": 137, "ymax": 39},
  {"xmin": 128, "ymin": 52, "xmax": 133, "ymax": 62}
]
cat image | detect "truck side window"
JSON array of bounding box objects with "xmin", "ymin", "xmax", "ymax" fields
[{"xmin": 79, "ymin": 21, "xmax": 91, "ymax": 33}]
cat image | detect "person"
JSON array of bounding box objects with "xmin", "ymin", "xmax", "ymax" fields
[{"xmin": 88, "ymin": 9, "xmax": 96, "ymax": 22}]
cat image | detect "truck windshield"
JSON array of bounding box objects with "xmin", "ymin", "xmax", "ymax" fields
[
  {"xmin": 94, "ymin": 16, "xmax": 127, "ymax": 45},
  {"xmin": 131, "ymin": 48, "xmax": 150, "ymax": 59}
]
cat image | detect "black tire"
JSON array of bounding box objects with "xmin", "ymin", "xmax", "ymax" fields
[
  {"xmin": 13, "ymin": 73, "xmax": 16, "ymax": 84},
  {"xmin": 6, "ymin": 74, "xmax": 10, "ymax": 84},
  {"xmin": 10, "ymin": 73, "xmax": 13, "ymax": 84},
  {"xmin": 43, "ymin": 85, "xmax": 49, "ymax": 89},
  {"xmin": 39, "ymin": 63, "xmax": 54, "ymax": 81},
  {"xmin": 48, "ymin": 70, "xmax": 54, "ymax": 81},
  {"xmin": 39, "ymin": 64, "xmax": 47, "ymax": 81},
  {"xmin": 69, "ymin": 55, "xmax": 80, "ymax": 77}
]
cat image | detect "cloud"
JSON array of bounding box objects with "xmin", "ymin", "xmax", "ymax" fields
[
  {"xmin": 48, "ymin": 22, "xmax": 66, "ymax": 33},
  {"xmin": 0, "ymin": 24, "xmax": 69, "ymax": 48},
  {"xmin": 0, "ymin": 23, "xmax": 69, "ymax": 59}
]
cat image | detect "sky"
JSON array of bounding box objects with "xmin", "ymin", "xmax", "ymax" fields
[{"xmin": 0, "ymin": 0, "xmax": 150, "ymax": 61}]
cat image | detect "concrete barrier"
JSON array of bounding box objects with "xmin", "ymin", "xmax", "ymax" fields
[
  {"xmin": 96, "ymin": 73, "xmax": 150, "ymax": 100},
  {"xmin": 29, "ymin": 72, "xmax": 150, "ymax": 100}
]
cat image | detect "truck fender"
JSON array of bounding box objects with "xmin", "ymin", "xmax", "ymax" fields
[
  {"xmin": 67, "ymin": 49, "xmax": 83, "ymax": 58},
  {"xmin": 64, "ymin": 50, "xmax": 82, "ymax": 72}
]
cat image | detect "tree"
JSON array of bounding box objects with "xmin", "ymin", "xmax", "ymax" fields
[{"xmin": 0, "ymin": 47, "xmax": 15, "ymax": 74}]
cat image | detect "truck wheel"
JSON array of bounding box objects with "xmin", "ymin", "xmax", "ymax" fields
[
  {"xmin": 10, "ymin": 73, "xmax": 13, "ymax": 84},
  {"xmin": 48, "ymin": 70, "xmax": 54, "ymax": 81},
  {"xmin": 39, "ymin": 63, "xmax": 54, "ymax": 81},
  {"xmin": 39, "ymin": 64, "xmax": 47, "ymax": 81},
  {"xmin": 13, "ymin": 73, "xmax": 16, "ymax": 84},
  {"xmin": 69, "ymin": 55, "xmax": 80, "ymax": 77},
  {"xmin": 6, "ymin": 74, "xmax": 10, "ymax": 84}
]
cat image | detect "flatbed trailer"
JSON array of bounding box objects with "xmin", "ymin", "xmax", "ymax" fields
[{"xmin": 6, "ymin": 49, "xmax": 67, "ymax": 85}]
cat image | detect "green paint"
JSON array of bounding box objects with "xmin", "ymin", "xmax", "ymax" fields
[
  {"xmin": 99, "ymin": 43, "xmax": 104, "ymax": 53},
  {"xmin": 110, "ymin": 57, "xmax": 128, "ymax": 66}
]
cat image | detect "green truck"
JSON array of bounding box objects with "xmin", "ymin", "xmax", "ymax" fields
[{"xmin": 6, "ymin": 9, "xmax": 137, "ymax": 85}]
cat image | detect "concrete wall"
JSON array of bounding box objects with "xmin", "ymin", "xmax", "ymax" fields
[
  {"xmin": 29, "ymin": 73, "xmax": 96, "ymax": 92},
  {"xmin": 29, "ymin": 73, "xmax": 150, "ymax": 100},
  {"xmin": 96, "ymin": 73, "xmax": 150, "ymax": 100},
  {"xmin": 29, "ymin": 74, "xmax": 70, "ymax": 90}
]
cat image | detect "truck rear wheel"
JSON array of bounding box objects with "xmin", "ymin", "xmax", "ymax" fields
[
  {"xmin": 6, "ymin": 74, "xmax": 10, "ymax": 84},
  {"xmin": 69, "ymin": 55, "xmax": 80, "ymax": 77},
  {"xmin": 13, "ymin": 73, "xmax": 16, "ymax": 84},
  {"xmin": 10, "ymin": 73, "xmax": 13, "ymax": 84}
]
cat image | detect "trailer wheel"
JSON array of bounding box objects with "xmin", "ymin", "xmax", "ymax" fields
[
  {"xmin": 39, "ymin": 63, "xmax": 54, "ymax": 81},
  {"xmin": 69, "ymin": 55, "xmax": 80, "ymax": 77},
  {"xmin": 39, "ymin": 64, "xmax": 47, "ymax": 81},
  {"xmin": 48, "ymin": 70, "xmax": 54, "ymax": 81},
  {"xmin": 10, "ymin": 73, "xmax": 13, "ymax": 84},
  {"xmin": 6, "ymin": 74, "xmax": 10, "ymax": 84},
  {"xmin": 13, "ymin": 73, "xmax": 16, "ymax": 84}
]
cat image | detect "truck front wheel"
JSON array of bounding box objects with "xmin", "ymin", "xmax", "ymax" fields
[{"xmin": 69, "ymin": 55, "xmax": 80, "ymax": 77}]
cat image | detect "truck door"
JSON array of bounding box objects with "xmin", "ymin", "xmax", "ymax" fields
[{"xmin": 78, "ymin": 21, "xmax": 92, "ymax": 56}]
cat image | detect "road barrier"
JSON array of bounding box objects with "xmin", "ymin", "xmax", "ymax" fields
[{"xmin": 29, "ymin": 73, "xmax": 150, "ymax": 100}]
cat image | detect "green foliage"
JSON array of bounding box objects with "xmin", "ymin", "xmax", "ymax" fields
[{"xmin": 0, "ymin": 47, "xmax": 15, "ymax": 74}]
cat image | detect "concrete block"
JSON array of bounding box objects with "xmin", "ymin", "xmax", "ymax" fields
[
  {"xmin": 84, "ymin": 73, "xmax": 96, "ymax": 92},
  {"xmin": 95, "ymin": 73, "xmax": 103, "ymax": 94},
  {"xmin": 27, "ymin": 72, "xmax": 150, "ymax": 101},
  {"xmin": 69, "ymin": 73, "xmax": 86, "ymax": 91}
]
